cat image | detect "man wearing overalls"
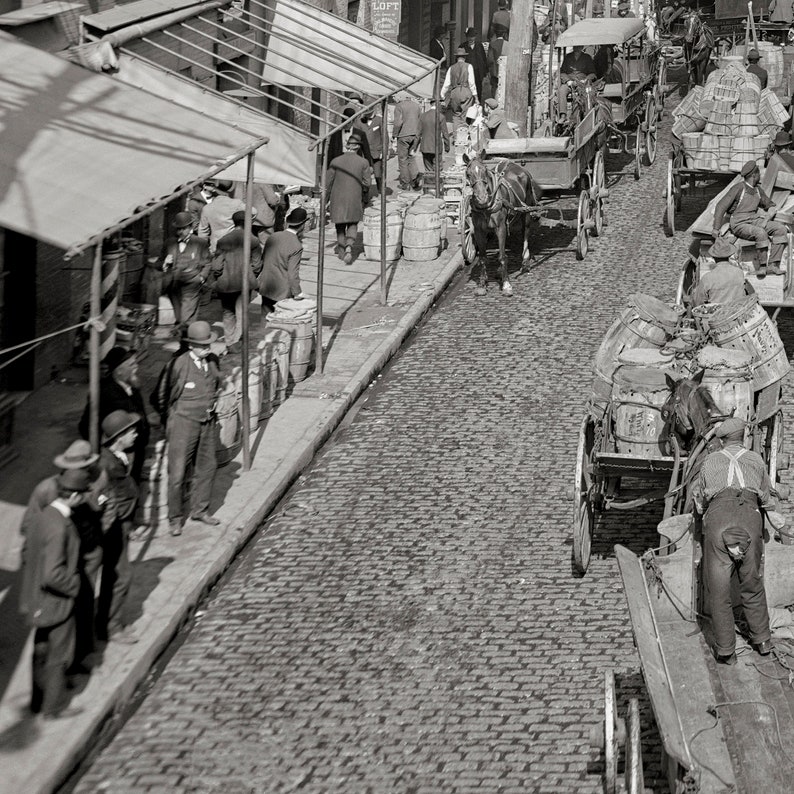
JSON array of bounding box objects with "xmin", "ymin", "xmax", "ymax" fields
[{"xmin": 694, "ymin": 417, "xmax": 783, "ymax": 664}]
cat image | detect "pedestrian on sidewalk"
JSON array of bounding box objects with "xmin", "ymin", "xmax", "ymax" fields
[
  {"xmin": 151, "ymin": 321, "xmax": 222, "ymax": 537},
  {"xmin": 19, "ymin": 441, "xmax": 108, "ymax": 673},
  {"xmin": 164, "ymin": 212, "xmax": 212, "ymax": 334},
  {"xmin": 441, "ymin": 49, "xmax": 478, "ymax": 133},
  {"xmin": 198, "ymin": 179, "xmax": 245, "ymax": 255},
  {"xmin": 258, "ymin": 207, "xmax": 309, "ymax": 316},
  {"xmin": 187, "ymin": 180, "xmax": 216, "ymax": 234},
  {"xmin": 418, "ymin": 98, "xmax": 450, "ymax": 187},
  {"xmin": 96, "ymin": 411, "xmax": 141, "ymax": 645},
  {"xmin": 392, "ymin": 95, "xmax": 422, "ymax": 190},
  {"xmin": 19, "ymin": 468, "xmax": 90, "ymax": 718},
  {"xmin": 460, "ymin": 27, "xmax": 488, "ymax": 102},
  {"xmin": 490, "ymin": 0, "xmax": 511, "ymax": 40},
  {"xmin": 212, "ymin": 210, "xmax": 261, "ymax": 354},
  {"xmin": 326, "ymin": 131, "xmax": 372, "ymax": 266},
  {"xmin": 240, "ymin": 182, "xmax": 281, "ymax": 242},
  {"xmin": 361, "ymin": 102, "xmax": 385, "ymax": 198},
  {"xmin": 487, "ymin": 28, "xmax": 508, "ymax": 99},
  {"xmin": 78, "ymin": 346, "xmax": 151, "ymax": 485}
]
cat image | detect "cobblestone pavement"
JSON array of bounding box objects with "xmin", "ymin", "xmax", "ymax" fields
[{"xmin": 71, "ymin": 104, "xmax": 788, "ymax": 794}]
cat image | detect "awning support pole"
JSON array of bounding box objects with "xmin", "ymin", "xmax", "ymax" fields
[
  {"xmin": 240, "ymin": 151, "xmax": 255, "ymax": 472},
  {"xmin": 89, "ymin": 243, "xmax": 102, "ymax": 453},
  {"xmin": 380, "ymin": 96, "xmax": 389, "ymax": 306},
  {"xmin": 434, "ymin": 65, "xmax": 441, "ymax": 197},
  {"xmin": 316, "ymin": 138, "xmax": 329, "ymax": 376}
]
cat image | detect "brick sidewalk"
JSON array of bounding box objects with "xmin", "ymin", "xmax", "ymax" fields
[{"xmin": 0, "ymin": 169, "xmax": 464, "ymax": 792}]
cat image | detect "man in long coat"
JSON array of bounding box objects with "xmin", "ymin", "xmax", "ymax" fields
[
  {"xmin": 259, "ymin": 207, "xmax": 309, "ymax": 316},
  {"xmin": 460, "ymin": 27, "xmax": 488, "ymax": 101},
  {"xmin": 418, "ymin": 98, "xmax": 450, "ymax": 185},
  {"xmin": 326, "ymin": 131, "xmax": 372, "ymax": 266}
]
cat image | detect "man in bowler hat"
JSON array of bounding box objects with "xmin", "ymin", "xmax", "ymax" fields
[
  {"xmin": 259, "ymin": 207, "xmax": 309, "ymax": 316},
  {"xmin": 164, "ymin": 212, "xmax": 212, "ymax": 333},
  {"xmin": 151, "ymin": 321, "xmax": 221, "ymax": 536},
  {"xmin": 746, "ymin": 48, "xmax": 768, "ymax": 89}
]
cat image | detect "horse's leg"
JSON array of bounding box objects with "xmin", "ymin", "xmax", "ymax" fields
[
  {"xmin": 521, "ymin": 212, "xmax": 532, "ymax": 271},
  {"xmin": 473, "ymin": 213, "xmax": 489, "ymax": 295},
  {"xmin": 497, "ymin": 210, "xmax": 512, "ymax": 296}
]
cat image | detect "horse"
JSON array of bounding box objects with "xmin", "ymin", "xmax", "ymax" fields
[
  {"xmin": 464, "ymin": 151, "xmax": 542, "ymax": 296},
  {"xmin": 682, "ymin": 10, "xmax": 714, "ymax": 88}
]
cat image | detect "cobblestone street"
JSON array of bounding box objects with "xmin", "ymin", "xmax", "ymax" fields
[{"xmin": 69, "ymin": 106, "xmax": 789, "ymax": 794}]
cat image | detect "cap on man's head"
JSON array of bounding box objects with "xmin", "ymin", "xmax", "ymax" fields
[
  {"xmin": 747, "ymin": 48, "xmax": 761, "ymax": 61},
  {"xmin": 715, "ymin": 416, "xmax": 746, "ymax": 439},
  {"xmin": 484, "ymin": 98, "xmax": 499, "ymax": 110},
  {"xmin": 775, "ymin": 130, "xmax": 792, "ymax": 146},
  {"xmin": 101, "ymin": 410, "xmax": 140, "ymax": 445},
  {"xmin": 347, "ymin": 129, "xmax": 364, "ymax": 148},
  {"xmin": 740, "ymin": 160, "xmax": 759, "ymax": 177},
  {"xmin": 172, "ymin": 211, "xmax": 193, "ymax": 230},
  {"xmin": 286, "ymin": 207, "xmax": 308, "ymax": 228},
  {"xmin": 103, "ymin": 345, "xmax": 135, "ymax": 373},
  {"xmin": 709, "ymin": 237, "xmax": 736, "ymax": 259},
  {"xmin": 53, "ymin": 440, "xmax": 99, "ymax": 470},
  {"xmin": 57, "ymin": 468, "xmax": 93, "ymax": 493},
  {"xmin": 456, "ymin": 47, "xmax": 467, "ymax": 57},
  {"xmin": 214, "ymin": 179, "xmax": 234, "ymax": 193}
]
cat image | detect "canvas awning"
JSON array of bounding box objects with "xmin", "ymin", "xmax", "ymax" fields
[
  {"xmin": 555, "ymin": 18, "xmax": 646, "ymax": 48},
  {"xmin": 112, "ymin": 52, "xmax": 315, "ymax": 185},
  {"xmin": 0, "ymin": 31, "xmax": 266, "ymax": 256}
]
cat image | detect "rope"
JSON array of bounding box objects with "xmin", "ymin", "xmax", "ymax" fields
[{"xmin": 0, "ymin": 320, "xmax": 95, "ymax": 359}]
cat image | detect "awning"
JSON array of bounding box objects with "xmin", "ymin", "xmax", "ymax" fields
[
  {"xmin": 257, "ymin": 0, "xmax": 437, "ymax": 99},
  {"xmin": 0, "ymin": 31, "xmax": 266, "ymax": 256},
  {"xmin": 112, "ymin": 52, "xmax": 316, "ymax": 185},
  {"xmin": 555, "ymin": 18, "xmax": 646, "ymax": 48}
]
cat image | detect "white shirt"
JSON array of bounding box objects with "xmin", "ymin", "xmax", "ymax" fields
[
  {"xmin": 441, "ymin": 61, "xmax": 479, "ymax": 103},
  {"xmin": 189, "ymin": 351, "xmax": 208, "ymax": 373},
  {"xmin": 51, "ymin": 498, "xmax": 72, "ymax": 518}
]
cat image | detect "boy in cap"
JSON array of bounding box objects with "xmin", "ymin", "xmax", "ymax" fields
[
  {"xmin": 259, "ymin": 207, "xmax": 309, "ymax": 315},
  {"xmin": 712, "ymin": 160, "xmax": 788, "ymax": 275},
  {"xmin": 326, "ymin": 131, "xmax": 372, "ymax": 265},
  {"xmin": 164, "ymin": 212, "xmax": 212, "ymax": 332},
  {"xmin": 441, "ymin": 48, "xmax": 479, "ymax": 133},
  {"xmin": 96, "ymin": 411, "xmax": 141, "ymax": 644},
  {"xmin": 693, "ymin": 417, "xmax": 785, "ymax": 664},
  {"xmin": 151, "ymin": 321, "xmax": 222, "ymax": 536},
  {"xmin": 20, "ymin": 468, "xmax": 91, "ymax": 717},
  {"xmin": 691, "ymin": 237, "xmax": 751, "ymax": 306},
  {"xmin": 746, "ymin": 49, "xmax": 768, "ymax": 89}
]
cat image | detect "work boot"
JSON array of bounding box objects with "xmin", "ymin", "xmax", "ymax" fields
[
  {"xmin": 767, "ymin": 265, "xmax": 784, "ymax": 276},
  {"xmin": 343, "ymin": 246, "xmax": 354, "ymax": 265},
  {"xmin": 755, "ymin": 639, "xmax": 774, "ymax": 655},
  {"xmin": 714, "ymin": 650, "xmax": 737, "ymax": 665},
  {"xmin": 169, "ymin": 519, "xmax": 183, "ymax": 537},
  {"xmin": 191, "ymin": 512, "xmax": 221, "ymax": 526}
]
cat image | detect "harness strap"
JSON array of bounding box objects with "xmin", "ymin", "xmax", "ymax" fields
[{"xmin": 720, "ymin": 447, "xmax": 747, "ymax": 489}]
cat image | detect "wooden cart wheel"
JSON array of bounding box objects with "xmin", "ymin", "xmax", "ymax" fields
[
  {"xmin": 676, "ymin": 257, "xmax": 697, "ymax": 305},
  {"xmin": 461, "ymin": 195, "xmax": 477, "ymax": 264},
  {"xmin": 576, "ymin": 189, "xmax": 590, "ymax": 261},
  {"xmin": 573, "ymin": 414, "xmax": 594, "ymax": 574},
  {"xmin": 592, "ymin": 149, "xmax": 606, "ymax": 238},
  {"xmin": 656, "ymin": 59, "xmax": 667, "ymax": 120},
  {"xmin": 768, "ymin": 409, "xmax": 782, "ymax": 488},
  {"xmin": 665, "ymin": 157, "xmax": 676, "ymax": 237},
  {"xmin": 625, "ymin": 698, "xmax": 645, "ymax": 794},
  {"xmin": 644, "ymin": 96, "xmax": 657, "ymax": 166},
  {"xmin": 634, "ymin": 129, "xmax": 642, "ymax": 181},
  {"xmin": 604, "ymin": 670, "xmax": 620, "ymax": 794}
]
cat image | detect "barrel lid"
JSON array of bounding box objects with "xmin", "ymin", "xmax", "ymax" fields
[
  {"xmin": 364, "ymin": 204, "xmax": 403, "ymax": 217},
  {"xmin": 618, "ymin": 348, "xmax": 675, "ymax": 367},
  {"xmin": 613, "ymin": 366, "xmax": 672, "ymax": 389},
  {"xmin": 628, "ymin": 294, "xmax": 682, "ymax": 330},
  {"xmin": 696, "ymin": 345, "xmax": 753, "ymax": 369},
  {"xmin": 406, "ymin": 202, "xmax": 439, "ymax": 215}
]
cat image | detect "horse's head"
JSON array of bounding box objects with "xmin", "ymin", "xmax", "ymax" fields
[
  {"xmin": 661, "ymin": 370, "xmax": 727, "ymax": 444},
  {"xmin": 683, "ymin": 10, "xmax": 700, "ymax": 43},
  {"xmin": 464, "ymin": 150, "xmax": 494, "ymax": 209}
]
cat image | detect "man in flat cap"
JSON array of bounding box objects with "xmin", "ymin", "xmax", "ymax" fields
[
  {"xmin": 692, "ymin": 238, "xmax": 752, "ymax": 306},
  {"xmin": 712, "ymin": 160, "xmax": 788, "ymax": 276},
  {"xmin": 746, "ymin": 48, "xmax": 768, "ymax": 89},
  {"xmin": 693, "ymin": 417, "xmax": 785, "ymax": 664},
  {"xmin": 441, "ymin": 48, "xmax": 479, "ymax": 133}
]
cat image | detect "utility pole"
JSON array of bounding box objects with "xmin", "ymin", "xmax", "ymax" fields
[{"xmin": 503, "ymin": 0, "xmax": 536, "ymax": 136}]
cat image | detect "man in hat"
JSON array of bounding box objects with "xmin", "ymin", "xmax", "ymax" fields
[
  {"xmin": 361, "ymin": 102, "xmax": 385, "ymax": 198},
  {"xmin": 459, "ymin": 27, "xmax": 488, "ymax": 101},
  {"xmin": 712, "ymin": 160, "xmax": 788, "ymax": 276},
  {"xmin": 693, "ymin": 417, "xmax": 785, "ymax": 664},
  {"xmin": 20, "ymin": 468, "xmax": 91, "ymax": 717},
  {"xmin": 746, "ymin": 48, "xmax": 768, "ymax": 89},
  {"xmin": 483, "ymin": 98, "xmax": 518, "ymax": 139},
  {"xmin": 692, "ymin": 238, "xmax": 751, "ymax": 306},
  {"xmin": 259, "ymin": 207, "xmax": 309, "ymax": 316},
  {"xmin": 198, "ymin": 179, "xmax": 245, "ymax": 254},
  {"xmin": 770, "ymin": 130, "xmax": 794, "ymax": 168},
  {"xmin": 441, "ymin": 48, "xmax": 479, "ymax": 133},
  {"xmin": 616, "ymin": 0, "xmax": 636, "ymax": 17},
  {"xmin": 418, "ymin": 97, "xmax": 451, "ymax": 186},
  {"xmin": 212, "ymin": 210, "xmax": 262, "ymax": 354},
  {"xmin": 164, "ymin": 211, "xmax": 212, "ymax": 332},
  {"xmin": 429, "ymin": 25, "xmax": 449, "ymax": 72},
  {"xmin": 558, "ymin": 45, "xmax": 597, "ymax": 118},
  {"xmin": 487, "ymin": 25, "xmax": 508, "ymax": 99},
  {"xmin": 244, "ymin": 183, "xmax": 282, "ymax": 242},
  {"xmin": 490, "ymin": 0, "xmax": 511, "ymax": 40},
  {"xmin": 392, "ymin": 95, "xmax": 423, "ymax": 190},
  {"xmin": 78, "ymin": 346, "xmax": 150, "ymax": 484},
  {"xmin": 151, "ymin": 321, "xmax": 222, "ymax": 536},
  {"xmin": 187, "ymin": 180, "xmax": 216, "ymax": 234},
  {"xmin": 326, "ymin": 132, "xmax": 372, "ymax": 266},
  {"xmin": 96, "ymin": 411, "xmax": 141, "ymax": 645}
]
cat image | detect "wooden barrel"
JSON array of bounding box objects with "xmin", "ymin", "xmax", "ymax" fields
[
  {"xmin": 257, "ymin": 328, "xmax": 290, "ymax": 412},
  {"xmin": 233, "ymin": 355, "xmax": 262, "ymax": 434},
  {"xmin": 266, "ymin": 317, "xmax": 315, "ymax": 383},
  {"xmin": 260, "ymin": 357, "xmax": 280, "ymax": 420},
  {"xmin": 708, "ymin": 296, "xmax": 790, "ymax": 390},
  {"xmin": 695, "ymin": 345, "xmax": 754, "ymax": 422},
  {"xmin": 758, "ymin": 42, "xmax": 784, "ymax": 89},
  {"xmin": 593, "ymin": 294, "xmax": 681, "ymax": 394},
  {"xmin": 362, "ymin": 205, "xmax": 403, "ymax": 261},
  {"xmin": 402, "ymin": 202, "xmax": 442, "ymax": 261},
  {"xmin": 216, "ymin": 377, "xmax": 239, "ymax": 466},
  {"xmin": 612, "ymin": 367, "xmax": 671, "ymax": 457},
  {"xmin": 617, "ymin": 347, "xmax": 677, "ymax": 370}
]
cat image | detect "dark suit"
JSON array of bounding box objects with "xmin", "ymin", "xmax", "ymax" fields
[
  {"xmin": 327, "ymin": 151, "xmax": 372, "ymax": 252},
  {"xmin": 165, "ymin": 235, "xmax": 211, "ymax": 330},
  {"xmin": 461, "ymin": 39, "xmax": 489, "ymax": 100},
  {"xmin": 259, "ymin": 230, "xmax": 303, "ymax": 314},
  {"xmin": 429, "ymin": 37, "xmax": 449, "ymax": 68},
  {"xmin": 362, "ymin": 114, "xmax": 384, "ymax": 193},
  {"xmin": 213, "ymin": 227, "xmax": 261, "ymax": 346},
  {"xmin": 418, "ymin": 108, "xmax": 451, "ymax": 178},
  {"xmin": 20, "ymin": 502, "xmax": 81, "ymax": 715},
  {"xmin": 487, "ymin": 36, "xmax": 507, "ymax": 96},
  {"xmin": 392, "ymin": 99, "xmax": 422, "ymax": 188}
]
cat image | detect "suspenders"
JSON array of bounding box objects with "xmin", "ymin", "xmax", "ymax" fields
[{"xmin": 720, "ymin": 447, "xmax": 747, "ymax": 489}]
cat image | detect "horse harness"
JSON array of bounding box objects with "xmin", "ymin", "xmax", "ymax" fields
[{"xmin": 469, "ymin": 161, "xmax": 538, "ymax": 217}]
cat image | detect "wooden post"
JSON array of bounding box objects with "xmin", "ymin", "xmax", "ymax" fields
[
  {"xmin": 240, "ymin": 151, "xmax": 255, "ymax": 472},
  {"xmin": 316, "ymin": 138, "xmax": 329, "ymax": 375},
  {"xmin": 89, "ymin": 243, "xmax": 102, "ymax": 453},
  {"xmin": 434, "ymin": 65, "xmax": 442, "ymax": 197},
  {"xmin": 380, "ymin": 96, "xmax": 389, "ymax": 306},
  {"xmin": 504, "ymin": 0, "xmax": 535, "ymax": 136}
]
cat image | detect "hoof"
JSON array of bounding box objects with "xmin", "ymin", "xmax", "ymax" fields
[
  {"xmin": 475, "ymin": 286, "xmax": 487, "ymax": 297},
  {"xmin": 501, "ymin": 283, "xmax": 514, "ymax": 297}
]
